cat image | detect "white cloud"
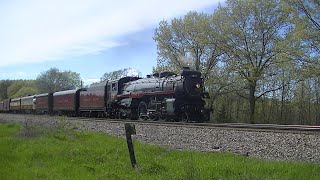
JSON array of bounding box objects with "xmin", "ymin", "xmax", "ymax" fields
[{"xmin": 0, "ymin": 0, "xmax": 221, "ymax": 67}]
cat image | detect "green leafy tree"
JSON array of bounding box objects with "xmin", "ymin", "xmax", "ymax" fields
[
  {"xmin": 281, "ymin": 0, "xmax": 320, "ymax": 124},
  {"xmin": 7, "ymin": 81, "xmax": 24, "ymax": 98},
  {"xmin": 36, "ymin": 68, "xmax": 81, "ymax": 93},
  {"xmin": 12, "ymin": 87, "xmax": 37, "ymax": 98},
  {"xmin": 153, "ymin": 11, "xmax": 231, "ymax": 122},
  {"xmin": 7, "ymin": 80, "xmax": 38, "ymax": 98},
  {"xmin": 211, "ymin": 0, "xmax": 292, "ymax": 123},
  {"xmin": 0, "ymin": 80, "xmax": 13, "ymax": 100},
  {"xmin": 153, "ymin": 11, "xmax": 222, "ymax": 80},
  {"xmin": 283, "ymin": 0, "xmax": 320, "ymax": 78},
  {"xmin": 285, "ymin": 0, "xmax": 320, "ymax": 53}
]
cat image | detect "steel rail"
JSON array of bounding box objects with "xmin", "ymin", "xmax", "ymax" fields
[
  {"xmin": 1, "ymin": 113, "xmax": 320, "ymax": 133},
  {"xmin": 66, "ymin": 116, "xmax": 320, "ymax": 133}
]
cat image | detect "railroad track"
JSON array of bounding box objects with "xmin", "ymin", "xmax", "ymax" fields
[
  {"xmin": 64, "ymin": 116, "xmax": 320, "ymax": 133},
  {"xmin": 1, "ymin": 113, "xmax": 320, "ymax": 133}
]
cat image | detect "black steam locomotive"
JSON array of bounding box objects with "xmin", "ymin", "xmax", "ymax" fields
[
  {"xmin": 103, "ymin": 67, "xmax": 210, "ymax": 122},
  {"xmin": 0, "ymin": 68, "xmax": 210, "ymax": 122}
]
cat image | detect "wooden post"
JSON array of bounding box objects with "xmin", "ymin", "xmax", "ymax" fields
[{"xmin": 125, "ymin": 123, "xmax": 137, "ymax": 168}]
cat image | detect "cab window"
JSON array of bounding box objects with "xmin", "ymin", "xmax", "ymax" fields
[{"xmin": 112, "ymin": 83, "xmax": 117, "ymax": 91}]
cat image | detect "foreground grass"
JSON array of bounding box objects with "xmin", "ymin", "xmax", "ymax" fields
[{"xmin": 0, "ymin": 123, "xmax": 319, "ymax": 179}]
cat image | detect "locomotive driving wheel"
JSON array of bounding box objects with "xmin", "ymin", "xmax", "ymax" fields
[
  {"xmin": 138, "ymin": 101, "xmax": 148, "ymax": 120},
  {"xmin": 148, "ymin": 112, "xmax": 159, "ymax": 121},
  {"xmin": 181, "ymin": 112, "xmax": 189, "ymax": 122},
  {"xmin": 148, "ymin": 101, "xmax": 159, "ymax": 121}
]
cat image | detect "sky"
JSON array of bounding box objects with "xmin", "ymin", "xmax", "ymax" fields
[{"xmin": 0, "ymin": 0, "xmax": 222, "ymax": 85}]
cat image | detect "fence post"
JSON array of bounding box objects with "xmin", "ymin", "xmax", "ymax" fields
[{"xmin": 124, "ymin": 123, "xmax": 137, "ymax": 168}]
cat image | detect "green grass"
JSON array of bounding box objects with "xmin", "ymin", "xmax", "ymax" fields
[{"xmin": 0, "ymin": 123, "xmax": 319, "ymax": 179}]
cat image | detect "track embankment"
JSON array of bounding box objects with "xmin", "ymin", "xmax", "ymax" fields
[{"xmin": 0, "ymin": 113, "xmax": 319, "ymax": 163}]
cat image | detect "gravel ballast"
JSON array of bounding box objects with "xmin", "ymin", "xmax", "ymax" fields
[{"xmin": 0, "ymin": 113, "xmax": 319, "ymax": 163}]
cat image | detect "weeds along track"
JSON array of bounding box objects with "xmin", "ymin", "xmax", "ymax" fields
[{"xmin": 0, "ymin": 113, "xmax": 320, "ymax": 163}]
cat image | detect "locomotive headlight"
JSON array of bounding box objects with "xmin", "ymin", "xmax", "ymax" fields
[{"xmin": 195, "ymin": 83, "xmax": 201, "ymax": 89}]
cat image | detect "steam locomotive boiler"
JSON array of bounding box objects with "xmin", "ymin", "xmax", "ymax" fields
[{"xmin": 113, "ymin": 68, "xmax": 210, "ymax": 122}]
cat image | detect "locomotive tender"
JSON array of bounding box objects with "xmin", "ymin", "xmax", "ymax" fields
[{"xmin": 0, "ymin": 68, "xmax": 210, "ymax": 122}]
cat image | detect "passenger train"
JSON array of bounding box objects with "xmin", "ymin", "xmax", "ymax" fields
[{"xmin": 0, "ymin": 68, "xmax": 210, "ymax": 122}]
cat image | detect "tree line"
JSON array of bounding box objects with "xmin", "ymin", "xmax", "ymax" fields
[
  {"xmin": 0, "ymin": 67, "xmax": 140, "ymax": 100},
  {"xmin": 153, "ymin": 0, "xmax": 320, "ymax": 124},
  {"xmin": 0, "ymin": 66, "xmax": 143, "ymax": 101},
  {"xmin": 0, "ymin": 68, "xmax": 81, "ymax": 100}
]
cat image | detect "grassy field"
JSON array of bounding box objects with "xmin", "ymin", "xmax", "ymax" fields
[{"xmin": 0, "ymin": 123, "xmax": 319, "ymax": 179}]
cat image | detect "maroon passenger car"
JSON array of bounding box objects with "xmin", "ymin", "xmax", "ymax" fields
[
  {"xmin": 35, "ymin": 93, "xmax": 53, "ymax": 114},
  {"xmin": 79, "ymin": 81, "xmax": 107, "ymax": 117},
  {"xmin": 53, "ymin": 89, "xmax": 82, "ymax": 116}
]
